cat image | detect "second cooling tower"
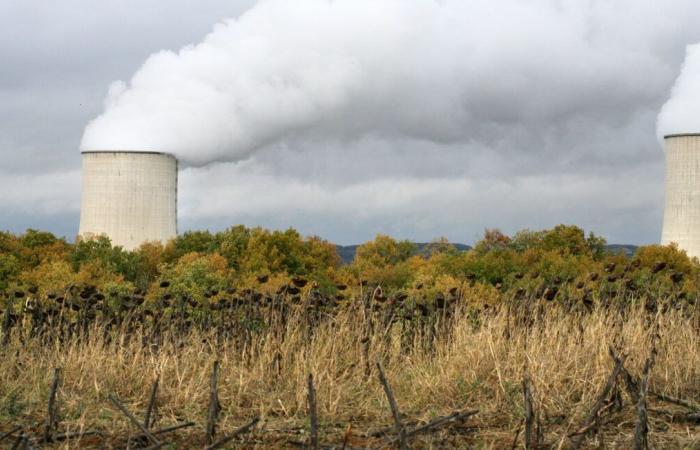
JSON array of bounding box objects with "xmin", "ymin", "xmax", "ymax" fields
[
  {"xmin": 78, "ymin": 151, "xmax": 177, "ymax": 250},
  {"xmin": 661, "ymin": 134, "xmax": 700, "ymax": 258}
]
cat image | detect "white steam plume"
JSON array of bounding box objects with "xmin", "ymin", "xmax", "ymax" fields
[
  {"xmin": 82, "ymin": 0, "xmax": 672, "ymax": 166},
  {"xmin": 658, "ymin": 43, "xmax": 700, "ymax": 138}
]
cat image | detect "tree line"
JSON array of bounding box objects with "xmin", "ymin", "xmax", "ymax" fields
[{"xmin": 0, "ymin": 224, "xmax": 697, "ymax": 306}]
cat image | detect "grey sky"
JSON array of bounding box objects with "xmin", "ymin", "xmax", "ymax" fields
[{"xmin": 1, "ymin": 0, "xmax": 700, "ymax": 245}]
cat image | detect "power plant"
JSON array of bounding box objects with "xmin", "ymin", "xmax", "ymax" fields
[
  {"xmin": 661, "ymin": 134, "xmax": 700, "ymax": 258},
  {"xmin": 78, "ymin": 151, "xmax": 178, "ymax": 250},
  {"xmin": 74, "ymin": 134, "xmax": 698, "ymax": 255}
]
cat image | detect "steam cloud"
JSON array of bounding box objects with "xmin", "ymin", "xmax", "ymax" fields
[
  {"xmin": 81, "ymin": 0, "xmax": 685, "ymax": 166},
  {"xmin": 658, "ymin": 44, "xmax": 700, "ymax": 138}
]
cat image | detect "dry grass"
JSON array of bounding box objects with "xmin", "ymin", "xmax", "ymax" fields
[{"xmin": 2, "ymin": 302, "xmax": 700, "ymax": 449}]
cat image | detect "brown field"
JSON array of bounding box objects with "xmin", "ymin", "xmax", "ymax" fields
[{"xmin": 2, "ymin": 292, "xmax": 700, "ymax": 450}]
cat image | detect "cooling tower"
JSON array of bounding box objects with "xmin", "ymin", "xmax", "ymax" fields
[
  {"xmin": 78, "ymin": 151, "xmax": 177, "ymax": 250},
  {"xmin": 661, "ymin": 134, "xmax": 700, "ymax": 258}
]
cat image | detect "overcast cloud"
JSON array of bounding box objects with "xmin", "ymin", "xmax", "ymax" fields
[{"xmin": 2, "ymin": 0, "xmax": 700, "ymax": 245}]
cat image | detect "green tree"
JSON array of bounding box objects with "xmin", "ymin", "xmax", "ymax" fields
[
  {"xmin": 20, "ymin": 229, "xmax": 59, "ymax": 249},
  {"xmin": 217, "ymin": 225, "xmax": 252, "ymax": 270},
  {"xmin": 0, "ymin": 253, "xmax": 20, "ymax": 290},
  {"xmin": 159, "ymin": 252, "xmax": 231, "ymax": 303},
  {"xmin": 70, "ymin": 236, "xmax": 142, "ymax": 282},
  {"xmin": 350, "ymin": 235, "xmax": 416, "ymax": 290},
  {"xmin": 354, "ymin": 234, "xmax": 415, "ymax": 267},
  {"xmin": 164, "ymin": 231, "xmax": 219, "ymax": 262},
  {"xmin": 541, "ymin": 225, "xmax": 590, "ymax": 255},
  {"xmin": 509, "ymin": 225, "xmax": 606, "ymax": 258},
  {"xmin": 473, "ymin": 229, "xmax": 511, "ymax": 255}
]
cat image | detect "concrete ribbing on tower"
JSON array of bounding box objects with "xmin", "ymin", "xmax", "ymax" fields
[
  {"xmin": 661, "ymin": 134, "xmax": 700, "ymax": 258},
  {"xmin": 78, "ymin": 151, "xmax": 177, "ymax": 250}
]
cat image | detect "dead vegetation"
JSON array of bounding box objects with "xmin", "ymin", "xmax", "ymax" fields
[{"xmin": 1, "ymin": 283, "xmax": 700, "ymax": 449}]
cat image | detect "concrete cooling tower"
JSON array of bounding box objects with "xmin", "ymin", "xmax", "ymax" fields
[
  {"xmin": 78, "ymin": 151, "xmax": 177, "ymax": 250},
  {"xmin": 661, "ymin": 134, "xmax": 700, "ymax": 259}
]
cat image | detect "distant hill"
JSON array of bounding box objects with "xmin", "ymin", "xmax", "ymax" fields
[
  {"xmin": 605, "ymin": 244, "xmax": 638, "ymax": 257},
  {"xmin": 335, "ymin": 243, "xmax": 638, "ymax": 264}
]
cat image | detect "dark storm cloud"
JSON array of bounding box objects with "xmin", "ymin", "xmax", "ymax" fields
[{"xmin": 1, "ymin": 0, "xmax": 700, "ymax": 245}]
